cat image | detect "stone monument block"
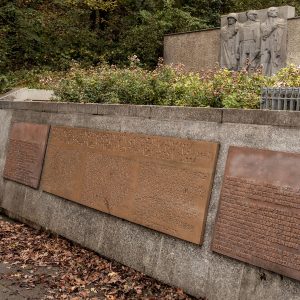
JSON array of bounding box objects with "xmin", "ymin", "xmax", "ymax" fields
[
  {"xmin": 42, "ymin": 126, "xmax": 219, "ymax": 244},
  {"xmin": 212, "ymin": 146, "xmax": 300, "ymax": 281},
  {"xmin": 164, "ymin": 6, "xmax": 300, "ymax": 74},
  {"xmin": 3, "ymin": 122, "xmax": 50, "ymax": 189},
  {"xmin": 220, "ymin": 6, "xmax": 293, "ymax": 74}
]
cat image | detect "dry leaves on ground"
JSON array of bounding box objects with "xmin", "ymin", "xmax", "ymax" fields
[{"xmin": 0, "ymin": 218, "xmax": 198, "ymax": 300}]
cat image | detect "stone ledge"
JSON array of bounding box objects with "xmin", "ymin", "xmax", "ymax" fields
[
  {"xmin": 222, "ymin": 109, "xmax": 300, "ymax": 127},
  {"xmin": 1, "ymin": 101, "xmax": 300, "ymax": 127}
]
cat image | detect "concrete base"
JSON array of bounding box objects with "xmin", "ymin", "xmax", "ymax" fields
[
  {"xmin": 0, "ymin": 103, "xmax": 300, "ymax": 299},
  {"xmin": 0, "ymin": 88, "xmax": 54, "ymax": 102}
]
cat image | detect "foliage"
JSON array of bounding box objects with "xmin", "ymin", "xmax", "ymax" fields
[
  {"xmin": 3, "ymin": 0, "xmax": 298, "ymax": 71},
  {"xmin": 51, "ymin": 61, "xmax": 300, "ymax": 109},
  {"xmin": 275, "ymin": 64, "xmax": 300, "ymax": 87},
  {"xmin": 66, "ymin": 0, "xmax": 118, "ymax": 11},
  {"xmin": 0, "ymin": 1, "xmax": 101, "ymax": 72},
  {"xmin": 0, "ymin": 75, "xmax": 9, "ymax": 94},
  {"xmin": 0, "ymin": 68, "xmax": 66, "ymax": 94},
  {"xmin": 111, "ymin": 8, "xmax": 204, "ymax": 67},
  {"xmin": 2, "ymin": 62, "xmax": 299, "ymax": 109}
]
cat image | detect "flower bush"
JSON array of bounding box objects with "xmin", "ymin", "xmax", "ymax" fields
[{"xmin": 2, "ymin": 61, "xmax": 300, "ymax": 109}]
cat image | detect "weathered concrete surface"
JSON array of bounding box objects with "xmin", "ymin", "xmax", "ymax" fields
[
  {"xmin": 164, "ymin": 17, "xmax": 300, "ymax": 73},
  {"xmin": 0, "ymin": 88, "xmax": 54, "ymax": 102},
  {"xmin": 0, "ymin": 110, "xmax": 12, "ymax": 208},
  {"xmin": 287, "ymin": 17, "xmax": 300, "ymax": 66},
  {"xmin": 164, "ymin": 28, "xmax": 220, "ymax": 72},
  {"xmin": 1, "ymin": 103, "xmax": 300, "ymax": 299}
]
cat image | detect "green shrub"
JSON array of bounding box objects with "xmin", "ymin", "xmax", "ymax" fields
[
  {"xmin": 0, "ymin": 75, "xmax": 9, "ymax": 94},
  {"xmin": 53, "ymin": 60, "xmax": 288, "ymax": 109},
  {"xmin": 4, "ymin": 62, "xmax": 300, "ymax": 110},
  {"xmin": 0, "ymin": 68, "xmax": 66, "ymax": 95},
  {"xmin": 275, "ymin": 65, "xmax": 300, "ymax": 87},
  {"xmin": 53, "ymin": 63, "xmax": 296, "ymax": 108}
]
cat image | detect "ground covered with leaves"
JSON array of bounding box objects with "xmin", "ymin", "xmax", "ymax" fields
[{"xmin": 0, "ymin": 216, "xmax": 197, "ymax": 300}]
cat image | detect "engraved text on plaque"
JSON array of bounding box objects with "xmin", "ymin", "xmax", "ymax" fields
[
  {"xmin": 212, "ymin": 146, "xmax": 300, "ymax": 281},
  {"xmin": 4, "ymin": 122, "xmax": 50, "ymax": 189},
  {"xmin": 42, "ymin": 126, "xmax": 219, "ymax": 244}
]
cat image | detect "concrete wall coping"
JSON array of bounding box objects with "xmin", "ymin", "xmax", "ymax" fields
[
  {"xmin": 1, "ymin": 100, "xmax": 300, "ymax": 127},
  {"xmin": 164, "ymin": 16, "xmax": 299, "ymax": 38},
  {"xmin": 164, "ymin": 27, "xmax": 220, "ymax": 37}
]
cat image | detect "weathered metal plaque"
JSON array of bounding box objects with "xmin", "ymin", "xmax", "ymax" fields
[
  {"xmin": 212, "ymin": 146, "xmax": 300, "ymax": 281},
  {"xmin": 42, "ymin": 126, "xmax": 219, "ymax": 244},
  {"xmin": 3, "ymin": 122, "xmax": 50, "ymax": 189}
]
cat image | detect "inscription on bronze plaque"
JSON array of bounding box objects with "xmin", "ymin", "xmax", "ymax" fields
[
  {"xmin": 212, "ymin": 146, "xmax": 300, "ymax": 281},
  {"xmin": 3, "ymin": 122, "xmax": 50, "ymax": 189},
  {"xmin": 42, "ymin": 126, "xmax": 219, "ymax": 244}
]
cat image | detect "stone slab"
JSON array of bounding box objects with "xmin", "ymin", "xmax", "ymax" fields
[
  {"xmin": 42, "ymin": 126, "xmax": 219, "ymax": 244},
  {"xmin": 164, "ymin": 28, "xmax": 220, "ymax": 72},
  {"xmin": 3, "ymin": 122, "xmax": 50, "ymax": 189},
  {"xmin": 212, "ymin": 146, "xmax": 300, "ymax": 281},
  {"xmin": 287, "ymin": 17, "xmax": 300, "ymax": 67},
  {"xmin": 221, "ymin": 6, "xmax": 296, "ymax": 27}
]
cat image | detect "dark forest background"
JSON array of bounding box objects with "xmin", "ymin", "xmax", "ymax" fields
[{"xmin": 1, "ymin": 0, "xmax": 299, "ymax": 72}]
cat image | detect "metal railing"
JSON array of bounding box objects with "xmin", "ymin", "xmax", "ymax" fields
[{"xmin": 260, "ymin": 87, "xmax": 300, "ymax": 111}]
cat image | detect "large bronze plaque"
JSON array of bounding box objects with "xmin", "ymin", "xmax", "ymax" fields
[
  {"xmin": 42, "ymin": 126, "xmax": 219, "ymax": 244},
  {"xmin": 212, "ymin": 146, "xmax": 300, "ymax": 281},
  {"xmin": 3, "ymin": 122, "xmax": 50, "ymax": 189}
]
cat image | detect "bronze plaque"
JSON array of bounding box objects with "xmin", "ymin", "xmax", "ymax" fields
[
  {"xmin": 3, "ymin": 122, "xmax": 50, "ymax": 189},
  {"xmin": 42, "ymin": 126, "xmax": 219, "ymax": 244},
  {"xmin": 212, "ymin": 146, "xmax": 300, "ymax": 281}
]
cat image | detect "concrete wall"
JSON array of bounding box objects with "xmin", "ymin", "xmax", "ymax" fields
[
  {"xmin": 1, "ymin": 101, "xmax": 300, "ymax": 300},
  {"xmin": 0, "ymin": 88, "xmax": 54, "ymax": 102},
  {"xmin": 164, "ymin": 28, "xmax": 220, "ymax": 72},
  {"xmin": 164, "ymin": 17, "xmax": 300, "ymax": 73},
  {"xmin": 287, "ymin": 17, "xmax": 300, "ymax": 66}
]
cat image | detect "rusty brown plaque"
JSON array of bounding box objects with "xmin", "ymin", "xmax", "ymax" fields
[
  {"xmin": 42, "ymin": 126, "xmax": 219, "ymax": 244},
  {"xmin": 3, "ymin": 122, "xmax": 50, "ymax": 189},
  {"xmin": 212, "ymin": 146, "xmax": 300, "ymax": 281}
]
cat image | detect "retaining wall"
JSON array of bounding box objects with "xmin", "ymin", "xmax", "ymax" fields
[{"xmin": 0, "ymin": 100, "xmax": 300, "ymax": 300}]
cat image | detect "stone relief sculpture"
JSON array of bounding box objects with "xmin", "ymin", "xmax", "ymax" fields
[
  {"xmin": 220, "ymin": 13, "xmax": 240, "ymax": 71},
  {"xmin": 220, "ymin": 7, "xmax": 288, "ymax": 75},
  {"xmin": 261, "ymin": 7, "xmax": 287, "ymax": 76},
  {"xmin": 238, "ymin": 10, "xmax": 261, "ymax": 71}
]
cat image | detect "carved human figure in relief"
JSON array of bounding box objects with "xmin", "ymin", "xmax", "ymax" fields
[
  {"xmin": 238, "ymin": 10, "xmax": 261, "ymax": 71},
  {"xmin": 220, "ymin": 13, "xmax": 240, "ymax": 71},
  {"xmin": 261, "ymin": 7, "xmax": 287, "ymax": 76}
]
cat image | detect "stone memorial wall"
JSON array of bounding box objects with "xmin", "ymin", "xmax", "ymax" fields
[
  {"xmin": 220, "ymin": 6, "xmax": 296, "ymax": 27},
  {"xmin": 164, "ymin": 6, "xmax": 300, "ymax": 74},
  {"xmin": 221, "ymin": 7, "xmax": 290, "ymax": 75},
  {"xmin": 1, "ymin": 101, "xmax": 300, "ymax": 299}
]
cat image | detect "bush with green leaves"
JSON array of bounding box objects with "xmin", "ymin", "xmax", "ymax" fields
[
  {"xmin": 52, "ymin": 62, "xmax": 300, "ymax": 109},
  {"xmin": 0, "ymin": 75, "xmax": 9, "ymax": 94},
  {"xmin": 0, "ymin": 68, "xmax": 67, "ymax": 95}
]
